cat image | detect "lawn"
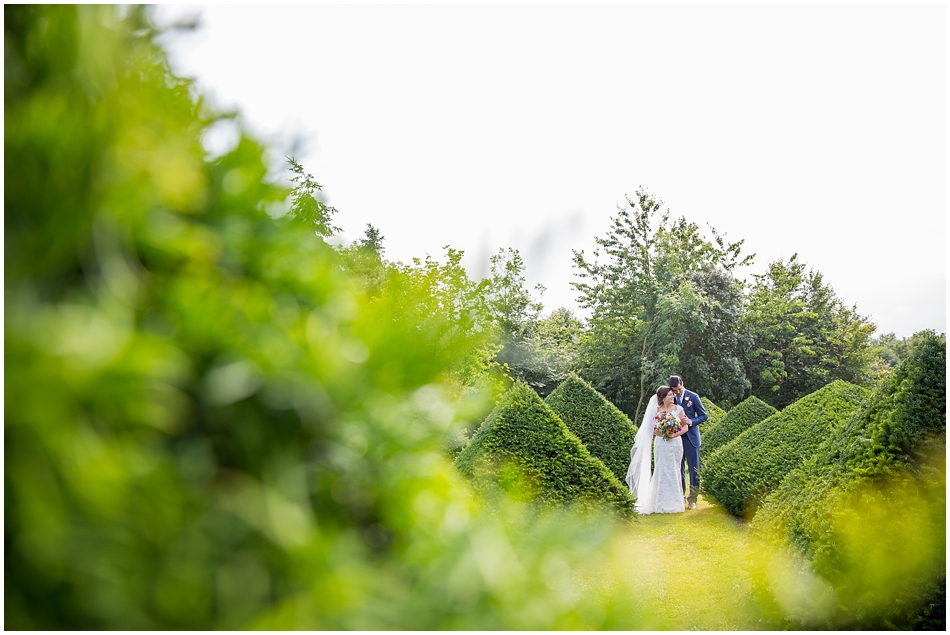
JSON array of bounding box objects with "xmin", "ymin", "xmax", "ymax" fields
[{"xmin": 577, "ymin": 495, "xmax": 770, "ymax": 630}]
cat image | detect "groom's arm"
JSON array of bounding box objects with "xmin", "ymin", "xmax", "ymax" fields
[{"xmin": 691, "ymin": 393, "xmax": 708, "ymax": 426}]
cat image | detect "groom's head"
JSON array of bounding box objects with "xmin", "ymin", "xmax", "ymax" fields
[{"xmin": 668, "ymin": 375, "xmax": 684, "ymax": 397}]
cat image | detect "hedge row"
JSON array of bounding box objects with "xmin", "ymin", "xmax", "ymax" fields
[
  {"xmin": 751, "ymin": 333, "xmax": 946, "ymax": 629},
  {"xmin": 700, "ymin": 380, "xmax": 870, "ymax": 518},
  {"xmin": 455, "ymin": 382, "xmax": 634, "ymax": 517},
  {"xmin": 701, "ymin": 396, "xmax": 776, "ymax": 459},
  {"xmin": 544, "ymin": 373, "xmax": 639, "ymax": 484}
]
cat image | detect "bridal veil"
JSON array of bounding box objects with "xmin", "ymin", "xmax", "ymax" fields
[{"xmin": 625, "ymin": 394, "xmax": 658, "ymax": 514}]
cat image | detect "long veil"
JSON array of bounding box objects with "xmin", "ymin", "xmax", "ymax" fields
[{"xmin": 625, "ymin": 394, "xmax": 658, "ymax": 513}]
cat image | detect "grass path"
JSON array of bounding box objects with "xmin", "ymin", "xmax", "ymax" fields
[{"xmin": 605, "ymin": 495, "xmax": 770, "ymax": 630}]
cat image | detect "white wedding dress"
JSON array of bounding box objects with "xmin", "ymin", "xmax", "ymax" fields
[{"xmin": 625, "ymin": 395, "xmax": 685, "ymax": 515}]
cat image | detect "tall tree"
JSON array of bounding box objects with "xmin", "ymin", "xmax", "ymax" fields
[
  {"xmin": 572, "ymin": 189, "xmax": 752, "ymax": 422},
  {"xmin": 484, "ymin": 247, "xmax": 544, "ymax": 340},
  {"xmin": 741, "ymin": 254, "xmax": 876, "ymax": 408},
  {"xmin": 676, "ymin": 264, "xmax": 752, "ymax": 408}
]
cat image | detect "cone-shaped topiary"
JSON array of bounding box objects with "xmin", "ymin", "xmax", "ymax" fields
[
  {"xmin": 456, "ymin": 382, "xmax": 634, "ymax": 517},
  {"xmin": 701, "ymin": 396, "xmax": 777, "ymax": 459},
  {"xmin": 698, "ymin": 398, "xmax": 728, "ymax": 439},
  {"xmin": 751, "ymin": 332, "xmax": 946, "ymax": 630},
  {"xmin": 544, "ymin": 373, "xmax": 639, "ymax": 484},
  {"xmin": 700, "ymin": 380, "xmax": 870, "ymax": 518}
]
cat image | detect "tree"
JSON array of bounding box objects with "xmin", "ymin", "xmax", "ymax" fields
[
  {"xmin": 676, "ymin": 264, "xmax": 752, "ymax": 408},
  {"xmin": 483, "ymin": 247, "xmax": 550, "ymax": 391},
  {"xmin": 572, "ymin": 189, "xmax": 752, "ymax": 423},
  {"xmin": 355, "ymin": 223, "xmax": 385, "ymax": 255},
  {"xmin": 741, "ymin": 254, "xmax": 877, "ymax": 409},
  {"xmin": 287, "ymin": 156, "xmax": 339, "ymax": 237},
  {"xmin": 531, "ymin": 308, "xmax": 585, "ymax": 396},
  {"xmin": 484, "ymin": 247, "xmax": 544, "ymax": 338},
  {"xmin": 337, "ymin": 223, "xmax": 388, "ymax": 297},
  {"xmin": 387, "ymin": 247, "xmax": 504, "ymax": 394}
]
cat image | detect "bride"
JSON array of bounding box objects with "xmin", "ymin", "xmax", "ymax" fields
[{"xmin": 625, "ymin": 386, "xmax": 691, "ymax": 514}]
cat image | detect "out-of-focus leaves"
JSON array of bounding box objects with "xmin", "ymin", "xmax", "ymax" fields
[{"xmin": 4, "ymin": 5, "xmax": 653, "ymax": 629}]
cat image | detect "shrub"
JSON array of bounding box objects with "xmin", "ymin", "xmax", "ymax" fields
[
  {"xmin": 750, "ymin": 333, "xmax": 946, "ymax": 629},
  {"xmin": 698, "ymin": 397, "xmax": 728, "ymax": 439},
  {"xmin": 544, "ymin": 373, "xmax": 638, "ymax": 484},
  {"xmin": 700, "ymin": 381, "xmax": 870, "ymax": 518},
  {"xmin": 701, "ymin": 396, "xmax": 776, "ymax": 459},
  {"xmin": 456, "ymin": 382, "xmax": 634, "ymax": 517}
]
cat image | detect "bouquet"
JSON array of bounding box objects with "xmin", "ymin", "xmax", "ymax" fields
[{"xmin": 654, "ymin": 411, "xmax": 682, "ymax": 439}]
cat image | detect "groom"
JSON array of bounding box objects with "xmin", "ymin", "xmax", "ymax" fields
[{"xmin": 669, "ymin": 375, "xmax": 707, "ymax": 509}]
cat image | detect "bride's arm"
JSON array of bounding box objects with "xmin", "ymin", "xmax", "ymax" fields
[{"xmin": 674, "ymin": 407, "xmax": 690, "ymax": 437}]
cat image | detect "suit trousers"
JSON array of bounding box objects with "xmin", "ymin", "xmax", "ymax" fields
[{"xmin": 680, "ymin": 437, "xmax": 700, "ymax": 502}]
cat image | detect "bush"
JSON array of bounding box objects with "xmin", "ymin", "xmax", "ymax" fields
[
  {"xmin": 544, "ymin": 373, "xmax": 638, "ymax": 484},
  {"xmin": 750, "ymin": 332, "xmax": 946, "ymax": 629},
  {"xmin": 700, "ymin": 381, "xmax": 870, "ymax": 518},
  {"xmin": 697, "ymin": 397, "xmax": 728, "ymax": 439},
  {"xmin": 456, "ymin": 382, "xmax": 634, "ymax": 517},
  {"xmin": 700, "ymin": 396, "xmax": 776, "ymax": 459}
]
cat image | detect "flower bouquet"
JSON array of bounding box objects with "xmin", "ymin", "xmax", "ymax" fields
[{"xmin": 654, "ymin": 411, "xmax": 682, "ymax": 439}]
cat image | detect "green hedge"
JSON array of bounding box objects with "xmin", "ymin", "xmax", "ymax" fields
[
  {"xmin": 701, "ymin": 396, "xmax": 776, "ymax": 459},
  {"xmin": 700, "ymin": 380, "xmax": 870, "ymax": 518},
  {"xmin": 750, "ymin": 333, "xmax": 946, "ymax": 629},
  {"xmin": 544, "ymin": 373, "xmax": 638, "ymax": 484},
  {"xmin": 697, "ymin": 397, "xmax": 728, "ymax": 441},
  {"xmin": 456, "ymin": 382, "xmax": 634, "ymax": 517}
]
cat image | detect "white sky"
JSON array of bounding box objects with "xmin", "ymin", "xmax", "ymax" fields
[{"xmin": 155, "ymin": 2, "xmax": 947, "ymax": 339}]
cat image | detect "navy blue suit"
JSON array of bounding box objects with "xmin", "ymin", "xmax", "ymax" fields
[{"xmin": 676, "ymin": 388, "xmax": 707, "ymax": 503}]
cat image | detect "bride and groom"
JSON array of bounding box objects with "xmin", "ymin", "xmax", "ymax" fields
[{"xmin": 625, "ymin": 375, "xmax": 708, "ymax": 514}]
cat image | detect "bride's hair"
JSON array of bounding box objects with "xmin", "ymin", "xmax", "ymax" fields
[{"xmin": 656, "ymin": 385, "xmax": 673, "ymax": 402}]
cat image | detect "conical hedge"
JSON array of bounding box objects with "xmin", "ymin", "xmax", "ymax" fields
[
  {"xmin": 544, "ymin": 373, "xmax": 638, "ymax": 484},
  {"xmin": 700, "ymin": 380, "xmax": 870, "ymax": 518},
  {"xmin": 455, "ymin": 382, "xmax": 634, "ymax": 517},
  {"xmin": 701, "ymin": 396, "xmax": 777, "ymax": 459},
  {"xmin": 698, "ymin": 398, "xmax": 728, "ymax": 439},
  {"xmin": 751, "ymin": 333, "xmax": 946, "ymax": 629}
]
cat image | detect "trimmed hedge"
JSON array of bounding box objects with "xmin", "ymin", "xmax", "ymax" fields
[
  {"xmin": 697, "ymin": 397, "xmax": 728, "ymax": 440},
  {"xmin": 455, "ymin": 382, "xmax": 634, "ymax": 517},
  {"xmin": 751, "ymin": 333, "xmax": 946, "ymax": 629},
  {"xmin": 700, "ymin": 380, "xmax": 870, "ymax": 518},
  {"xmin": 701, "ymin": 396, "xmax": 776, "ymax": 459},
  {"xmin": 544, "ymin": 373, "xmax": 639, "ymax": 484}
]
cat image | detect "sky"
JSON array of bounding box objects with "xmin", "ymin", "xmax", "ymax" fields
[{"xmin": 155, "ymin": 3, "xmax": 946, "ymax": 339}]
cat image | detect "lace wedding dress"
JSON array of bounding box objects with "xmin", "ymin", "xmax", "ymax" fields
[{"xmin": 625, "ymin": 395, "xmax": 686, "ymax": 515}]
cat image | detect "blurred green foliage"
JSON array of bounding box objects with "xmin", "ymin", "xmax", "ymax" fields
[
  {"xmin": 701, "ymin": 396, "xmax": 777, "ymax": 460},
  {"xmin": 5, "ymin": 5, "xmax": 945, "ymax": 631},
  {"xmin": 701, "ymin": 381, "xmax": 869, "ymax": 517},
  {"xmin": 751, "ymin": 332, "xmax": 946, "ymax": 628},
  {"xmin": 544, "ymin": 373, "xmax": 639, "ymax": 484},
  {"xmin": 455, "ymin": 382, "xmax": 634, "ymax": 518},
  {"xmin": 5, "ymin": 6, "xmax": 652, "ymax": 629}
]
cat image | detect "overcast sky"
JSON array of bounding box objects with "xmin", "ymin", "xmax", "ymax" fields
[{"xmin": 155, "ymin": 3, "xmax": 946, "ymax": 339}]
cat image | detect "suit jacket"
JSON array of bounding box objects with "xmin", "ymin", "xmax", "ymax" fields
[{"xmin": 676, "ymin": 388, "xmax": 707, "ymax": 449}]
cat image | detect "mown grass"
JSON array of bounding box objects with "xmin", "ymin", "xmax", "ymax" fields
[{"xmin": 575, "ymin": 495, "xmax": 770, "ymax": 630}]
